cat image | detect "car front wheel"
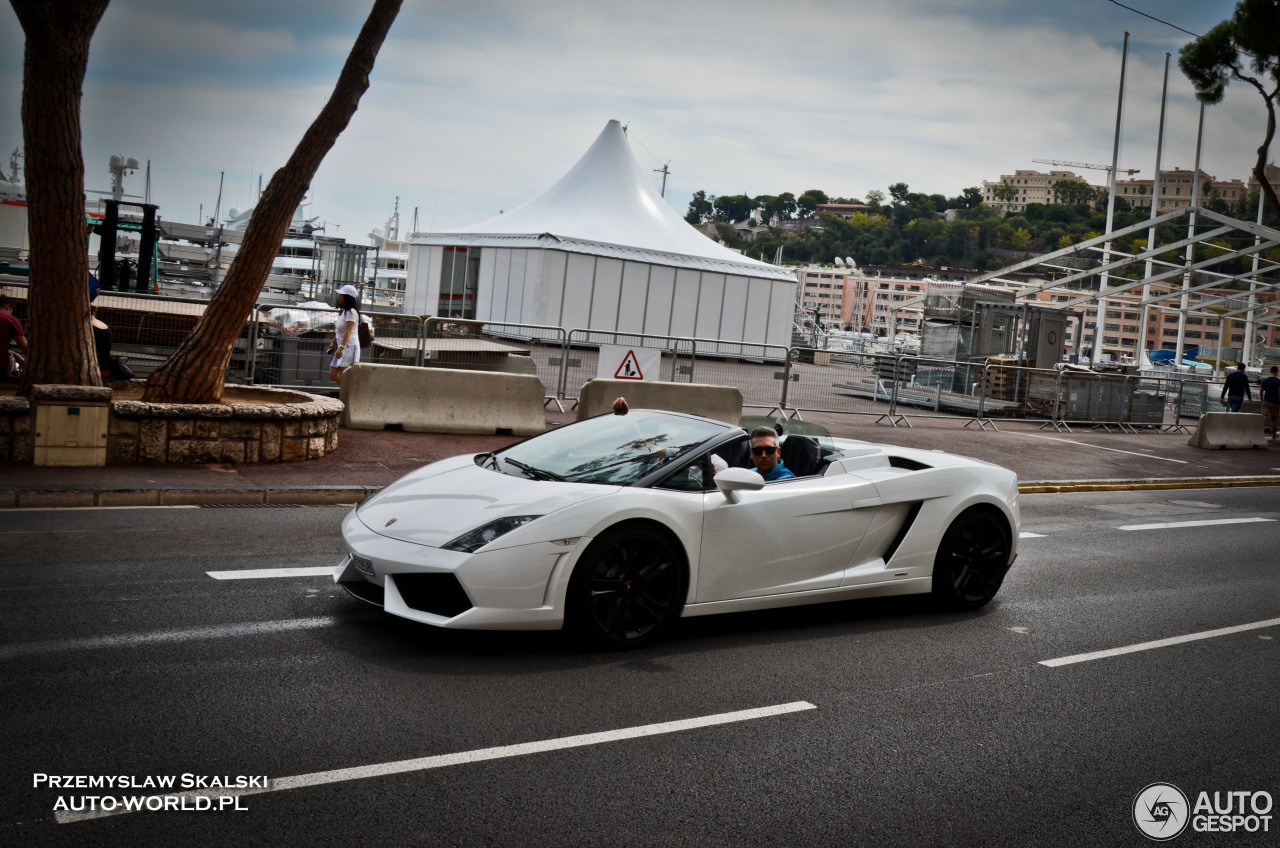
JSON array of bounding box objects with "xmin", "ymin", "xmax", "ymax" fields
[
  {"xmin": 931, "ymin": 508, "xmax": 1011, "ymax": 610},
  {"xmin": 567, "ymin": 525, "xmax": 687, "ymax": 649}
]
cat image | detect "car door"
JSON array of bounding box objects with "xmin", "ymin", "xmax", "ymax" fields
[{"xmin": 695, "ymin": 469, "xmax": 882, "ymax": 603}]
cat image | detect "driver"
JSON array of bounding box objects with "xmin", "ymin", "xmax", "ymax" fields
[{"xmin": 747, "ymin": 426, "xmax": 794, "ymax": 481}]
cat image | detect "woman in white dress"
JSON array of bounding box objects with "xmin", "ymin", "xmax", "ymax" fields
[{"xmin": 328, "ymin": 284, "xmax": 361, "ymax": 385}]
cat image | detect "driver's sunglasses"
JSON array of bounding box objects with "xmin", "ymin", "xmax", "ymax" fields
[{"xmin": 750, "ymin": 445, "xmax": 778, "ymax": 456}]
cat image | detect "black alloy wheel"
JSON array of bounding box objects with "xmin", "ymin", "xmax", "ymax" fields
[
  {"xmin": 569, "ymin": 526, "xmax": 687, "ymax": 649},
  {"xmin": 931, "ymin": 508, "xmax": 1011, "ymax": 610}
]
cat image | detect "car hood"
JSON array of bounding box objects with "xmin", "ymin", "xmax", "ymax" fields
[{"xmin": 357, "ymin": 455, "xmax": 616, "ymax": 548}]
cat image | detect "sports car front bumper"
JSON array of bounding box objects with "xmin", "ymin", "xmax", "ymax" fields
[{"xmin": 333, "ymin": 508, "xmax": 582, "ymax": 630}]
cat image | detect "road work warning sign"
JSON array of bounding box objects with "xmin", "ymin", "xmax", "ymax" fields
[{"xmin": 597, "ymin": 345, "xmax": 660, "ymax": 381}]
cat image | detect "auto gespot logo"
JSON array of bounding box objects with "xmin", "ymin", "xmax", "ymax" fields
[{"xmin": 1133, "ymin": 782, "xmax": 1274, "ymax": 840}]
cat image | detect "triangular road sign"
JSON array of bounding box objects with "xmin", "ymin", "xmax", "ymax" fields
[{"xmin": 614, "ymin": 349, "xmax": 644, "ymax": 380}]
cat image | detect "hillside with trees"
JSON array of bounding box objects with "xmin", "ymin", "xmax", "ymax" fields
[{"xmin": 686, "ymin": 183, "xmax": 1272, "ymax": 281}]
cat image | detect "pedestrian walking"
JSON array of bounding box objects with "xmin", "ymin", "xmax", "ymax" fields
[
  {"xmin": 0, "ymin": 294, "xmax": 28, "ymax": 380},
  {"xmin": 1260, "ymin": 365, "xmax": 1280, "ymax": 440},
  {"xmin": 1220, "ymin": 362, "xmax": 1252, "ymax": 412},
  {"xmin": 328, "ymin": 284, "xmax": 361, "ymax": 385}
]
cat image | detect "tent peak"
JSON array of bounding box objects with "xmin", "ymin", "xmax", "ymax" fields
[{"xmin": 437, "ymin": 120, "xmax": 782, "ymax": 274}]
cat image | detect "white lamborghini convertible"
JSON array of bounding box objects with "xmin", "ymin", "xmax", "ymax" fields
[{"xmin": 334, "ymin": 410, "xmax": 1020, "ymax": 648}]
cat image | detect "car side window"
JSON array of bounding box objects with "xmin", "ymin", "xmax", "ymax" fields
[{"xmin": 656, "ymin": 454, "xmax": 714, "ymax": 492}]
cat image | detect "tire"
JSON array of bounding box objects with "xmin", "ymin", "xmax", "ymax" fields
[
  {"xmin": 567, "ymin": 524, "xmax": 688, "ymax": 649},
  {"xmin": 931, "ymin": 508, "xmax": 1012, "ymax": 611}
]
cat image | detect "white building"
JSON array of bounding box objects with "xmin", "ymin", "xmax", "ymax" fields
[{"xmin": 404, "ymin": 120, "xmax": 797, "ymax": 347}]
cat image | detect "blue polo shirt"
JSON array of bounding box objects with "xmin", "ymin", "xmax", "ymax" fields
[{"xmin": 756, "ymin": 460, "xmax": 795, "ymax": 481}]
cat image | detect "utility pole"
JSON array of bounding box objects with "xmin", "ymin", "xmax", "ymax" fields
[{"xmin": 655, "ymin": 163, "xmax": 670, "ymax": 198}]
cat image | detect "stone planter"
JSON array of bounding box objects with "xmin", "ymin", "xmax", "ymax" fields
[
  {"xmin": 0, "ymin": 382, "xmax": 344, "ymax": 464},
  {"xmin": 0, "ymin": 395, "xmax": 32, "ymax": 463}
]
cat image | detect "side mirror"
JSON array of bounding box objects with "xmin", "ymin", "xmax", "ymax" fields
[{"xmin": 715, "ymin": 467, "xmax": 765, "ymax": 503}]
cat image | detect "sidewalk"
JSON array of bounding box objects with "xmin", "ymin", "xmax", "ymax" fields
[{"xmin": 2, "ymin": 408, "xmax": 1278, "ymax": 507}]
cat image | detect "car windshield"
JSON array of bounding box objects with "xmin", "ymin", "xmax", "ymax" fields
[{"xmin": 493, "ymin": 410, "xmax": 731, "ymax": 485}]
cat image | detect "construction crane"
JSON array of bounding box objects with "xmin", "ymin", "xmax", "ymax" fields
[{"xmin": 1032, "ymin": 158, "xmax": 1140, "ymax": 175}]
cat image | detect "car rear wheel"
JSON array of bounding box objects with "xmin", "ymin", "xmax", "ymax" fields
[
  {"xmin": 567, "ymin": 525, "xmax": 687, "ymax": 649},
  {"xmin": 931, "ymin": 508, "xmax": 1011, "ymax": 610}
]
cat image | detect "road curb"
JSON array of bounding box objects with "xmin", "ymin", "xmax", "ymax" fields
[
  {"xmin": 0, "ymin": 486, "xmax": 376, "ymax": 508},
  {"xmin": 1020, "ymin": 476, "xmax": 1280, "ymax": 494}
]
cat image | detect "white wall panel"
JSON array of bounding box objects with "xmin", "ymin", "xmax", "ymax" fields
[
  {"xmin": 694, "ymin": 274, "xmax": 725, "ymax": 339},
  {"xmin": 405, "ymin": 245, "xmax": 441, "ymax": 316},
  {"xmin": 539, "ymin": 251, "xmax": 567, "ymax": 325},
  {"xmin": 743, "ymin": 277, "xmax": 773, "ymax": 346},
  {"xmin": 669, "ymin": 269, "xmax": 700, "ymax": 338},
  {"xmin": 617, "ymin": 262, "xmax": 650, "ymax": 334},
  {"xmin": 643, "ymin": 266, "xmax": 675, "ymax": 336},
  {"xmin": 560, "ymin": 253, "xmax": 596, "ymax": 331},
  {"xmin": 473, "ymin": 251, "xmax": 496, "ymax": 324},
  {"xmin": 766, "ymin": 280, "xmax": 796, "ymax": 347},
  {"xmin": 589, "ymin": 257, "xmax": 624, "ymax": 330},
  {"xmin": 504, "ymin": 249, "xmax": 527, "ymax": 323},
  {"xmin": 719, "ymin": 276, "xmax": 749, "ymax": 342},
  {"xmin": 519, "ymin": 251, "xmax": 543, "ymax": 325},
  {"xmin": 480, "ymin": 249, "xmax": 505, "ymax": 321}
]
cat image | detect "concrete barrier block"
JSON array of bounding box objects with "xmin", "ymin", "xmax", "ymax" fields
[
  {"xmin": 341, "ymin": 364, "xmax": 545, "ymax": 436},
  {"xmin": 576, "ymin": 379, "xmax": 743, "ymax": 424},
  {"xmin": 1188, "ymin": 412, "xmax": 1268, "ymax": 449}
]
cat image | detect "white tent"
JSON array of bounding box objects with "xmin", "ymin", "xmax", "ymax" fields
[{"xmin": 405, "ymin": 120, "xmax": 797, "ymax": 347}]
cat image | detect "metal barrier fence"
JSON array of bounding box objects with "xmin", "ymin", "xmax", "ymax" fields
[
  {"xmin": 0, "ymin": 272, "xmax": 1233, "ymax": 436},
  {"xmin": 424, "ymin": 318, "xmax": 567, "ymax": 406},
  {"xmin": 88, "ymin": 289, "xmax": 256, "ymax": 383},
  {"xmin": 247, "ymin": 303, "xmax": 425, "ymax": 392},
  {"xmin": 680, "ymin": 337, "xmax": 790, "ymax": 412},
  {"xmin": 560, "ymin": 330, "xmax": 696, "ymax": 404},
  {"xmin": 774, "ymin": 350, "xmax": 1214, "ymax": 435},
  {"xmin": 892, "ymin": 355, "xmax": 988, "ymax": 426},
  {"xmin": 1176, "ymin": 378, "xmax": 1220, "ymax": 419}
]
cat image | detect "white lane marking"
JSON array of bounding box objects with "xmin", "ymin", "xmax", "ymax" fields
[
  {"xmin": 1019, "ymin": 532, "xmax": 1046, "ymax": 538},
  {"xmin": 1040, "ymin": 617, "xmax": 1280, "ymax": 667},
  {"xmin": 1117, "ymin": 517, "xmax": 1274, "ymax": 532},
  {"xmin": 0, "ymin": 529, "xmax": 161, "ymax": 535},
  {"xmin": 207, "ymin": 567, "xmax": 335, "ymax": 580},
  {"xmin": 1011, "ymin": 432, "xmax": 1189, "ymax": 463},
  {"xmin": 57, "ymin": 700, "xmax": 817, "ymax": 823},
  {"xmin": 0, "ymin": 617, "xmax": 336, "ymax": 661},
  {"xmin": 0, "ymin": 505, "xmax": 200, "ymax": 512}
]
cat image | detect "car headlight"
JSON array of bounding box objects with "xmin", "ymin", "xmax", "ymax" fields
[{"xmin": 442, "ymin": 515, "xmax": 543, "ymax": 553}]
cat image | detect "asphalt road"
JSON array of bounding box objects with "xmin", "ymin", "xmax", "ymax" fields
[{"xmin": 3, "ymin": 490, "xmax": 1279, "ymax": 847}]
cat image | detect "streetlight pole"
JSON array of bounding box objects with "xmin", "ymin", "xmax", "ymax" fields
[
  {"xmin": 1137, "ymin": 53, "xmax": 1170, "ymax": 365},
  {"xmin": 1094, "ymin": 31, "xmax": 1129, "ymax": 366},
  {"xmin": 1174, "ymin": 101, "xmax": 1206, "ymax": 366}
]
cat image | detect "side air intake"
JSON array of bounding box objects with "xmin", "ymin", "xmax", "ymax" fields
[{"xmin": 883, "ymin": 502, "xmax": 923, "ymax": 563}]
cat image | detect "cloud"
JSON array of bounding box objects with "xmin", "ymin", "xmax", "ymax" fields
[{"xmin": 0, "ymin": 0, "xmax": 1263, "ymax": 241}]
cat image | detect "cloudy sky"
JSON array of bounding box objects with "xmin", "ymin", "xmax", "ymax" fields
[{"xmin": 0, "ymin": 0, "xmax": 1269, "ymax": 242}]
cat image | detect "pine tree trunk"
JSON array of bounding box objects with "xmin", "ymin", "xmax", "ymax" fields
[
  {"xmin": 1253, "ymin": 96, "xmax": 1280, "ymax": 223},
  {"xmin": 10, "ymin": 0, "xmax": 111, "ymax": 396},
  {"xmin": 142, "ymin": 0, "xmax": 403, "ymax": 404}
]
